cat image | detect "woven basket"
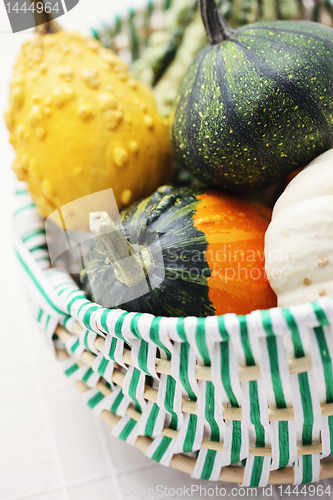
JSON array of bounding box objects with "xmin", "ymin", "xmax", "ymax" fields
[{"xmin": 12, "ymin": 0, "xmax": 333, "ymax": 488}]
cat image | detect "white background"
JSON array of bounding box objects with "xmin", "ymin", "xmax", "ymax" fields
[{"xmin": 0, "ymin": 1, "xmax": 332, "ymax": 499}]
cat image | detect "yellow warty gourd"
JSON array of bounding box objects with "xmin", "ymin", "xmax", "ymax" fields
[{"xmin": 5, "ymin": 31, "xmax": 172, "ymax": 228}]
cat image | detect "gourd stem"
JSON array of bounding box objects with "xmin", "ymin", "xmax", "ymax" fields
[
  {"xmin": 199, "ymin": 0, "xmax": 235, "ymax": 45},
  {"xmin": 90, "ymin": 212, "xmax": 152, "ymax": 288},
  {"xmin": 32, "ymin": 0, "xmax": 62, "ymax": 34}
]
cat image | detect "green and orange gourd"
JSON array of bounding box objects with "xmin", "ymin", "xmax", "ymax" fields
[{"xmin": 81, "ymin": 186, "xmax": 276, "ymax": 317}]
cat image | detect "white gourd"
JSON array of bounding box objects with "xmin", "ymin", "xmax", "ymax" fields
[{"xmin": 265, "ymin": 148, "xmax": 333, "ymax": 307}]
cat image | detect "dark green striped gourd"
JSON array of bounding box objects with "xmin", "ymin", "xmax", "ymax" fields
[
  {"xmin": 170, "ymin": 0, "xmax": 333, "ymax": 192},
  {"xmin": 81, "ymin": 186, "xmax": 213, "ymax": 317}
]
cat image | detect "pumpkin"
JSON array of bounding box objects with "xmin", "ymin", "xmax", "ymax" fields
[
  {"xmin": 265, "ymin": 148, "xmax": 333, "ymax": 307},
  {"xmin": 170, "ymin": 0, "xmax": 333, "ymax": 192},
  {"xmin": 5, "ymin": 31, "xmax": 172, "ymax": 229},
  {"xmin": 81, "ymin": 186, "xmax": 276, "ymax": 317}
]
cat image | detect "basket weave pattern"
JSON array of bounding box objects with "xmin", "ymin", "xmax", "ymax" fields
[{"xmin": 13, "ymin": 185, "xmax": 333, "ymax": 486}]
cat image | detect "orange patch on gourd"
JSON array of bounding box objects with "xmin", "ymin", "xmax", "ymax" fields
[{"xmin": 193, "ymin": 192, "xmax": 277, "ymax": 315}]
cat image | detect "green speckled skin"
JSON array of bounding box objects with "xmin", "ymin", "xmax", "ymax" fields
[
  {"xmin": 81, "ymin": 186, "xmax": 216, "ymax": 317},
  {"xmin": 171, "ymin": 20, "xmax": 333, "ymax": 191}
]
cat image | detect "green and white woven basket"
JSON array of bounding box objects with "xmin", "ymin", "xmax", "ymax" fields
[{"xmin": 12, "ymin": 0, "xmax": 333, "ymax": 487}]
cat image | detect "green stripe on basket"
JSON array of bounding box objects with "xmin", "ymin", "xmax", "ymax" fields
[
  {"xmin": 65, "ymin": 289, "xmax": 82, "ymax": 300},
  {"xmin": 205, "ymin": 382, "xmax": 220, "ymax": 442},
  {"xmin": 219, "ymin": 334, "xmax": 243, "ymax": 463},
  {"xmin": 128, "ymin": 7, "xmax": 139, "ymax": 61},
  {"xmin": 282, "ymin": 310, "xmax": 305, "ymax": 358},
  {"xmin": 230, "ymin": 420, "xmax": 241, "ymax": 464},
  {"xmin": 65, "ymin": 363, "xmax": 79, "ymax": 377},
  {"xmin": 176, "ymin": 317, "xmax": 187, "ymax": 342},
  {"xmin": 13, "ymin": 202, "xmax": 35, "ymax": 217},
  {"xmin": 314, "ymin": 326, "xmax": 333, "ymax": 402},
  {"xmin": 83, "ymin": 306, "xmax": 101, "ymax": 330},
  {"xmin": 37, "ymin": 309, "xmax": 43, "ymax": 322},
  {"xmin": 284, "ymin": 311, "xmax": 315, "ymax": 482},
  {"xmin": 312, "ymin": 303, "xmax": 329, "ymax": 326},
  {"xmin": 83, "ymin": 330, "xmax": 90, "ymax": 350},
  {"xmin": 29, "ymin": 243, "xmax": 48, "ymax": 253},
  {"xmin": 328, "ymin": 415, "xmax": 333, "ymax": 454},
  {"xmin": 87, "ymin": 391, "xmax": 104, "ymax": 409},
  {"xmin": 165, "ymin": 376, "xmax": 178, "ymax": 430},
  {"xmin": 261, "ymin": 311, "xmax": 287, "ymax": 409},
  {"xmin": 249, "ymin": 381, "xmax": 265, "ymax": 446},
  {"xmin": 278, "ymin": 420, "xmax": 290, "ymax": 468},
  {"xmin": 284, "ymin": 311, "xmax": 314, "ymax": 481},
  {"xmin": 77, "ymin": 300, "xmax": 93, "ymax": 316},
  {"xmin": 239, "ymin": 317, "xmax": 266, "ymax": 455},
  {"xmin": 150, "ymin": 317, "xmax": 171, "ymax": 359},
  {"xmin": 151, "ymin": 436, "xmax": 172, "ymax": 462},
  {"xmin": 239, "ymin": 316, "xmax": 255, "ymax": 366},
  {"xmin": 314, "ymin": 326, "xmax": 333, "ymax": 454},
  {"xmin": 100, "ymin": 309, "xmax": 110, "ymax": 333},
  {"xmin": 108, "ymin": 337, "xmax": 118, "ymax": 361},
  {"xmin": 250, "ymin": 456, "xmax": 265, "ymax": 487},
  {"xmin": 16, "ymin": 250, "xmax": 66, "ymax": 316},
  {"xmin": 98, "ymin": 356, "xmax": 109, "ymax": 377},
  {"xmin": 111, "ymin": 390, "xmax": 125, "ymax": 414},
  {"xmin": 220, "ymin": 341, "xmax": 243, "ymax": 463},
  {"xmin": 55, "ymin": 282, "xmax": 74, "ymax": 290},
  {"xmin": 128, "ymin": 368, "xmax": 143, "ymax": 411},
  {"xmin": 58, "ymin": 286, "xmax": 74, "ymax": 296},
  {"xmin": 22, "ymin": 229, "xmax": 46, "ymax": 242},
  {"xmin": 241, "ymin": 315, "xmax": 266, "ymax": 483},
  {"xmin": 130, "ymin": 314, "xmax": 143, "ymax": 340},
  {"xmin": 114, "ymin": 13, "xmax": 122, "ymax": 35},
  {"xmin": 179, "ymin": 343, "xmax": 197, "ymax": 401},
  {"xmin": 303, "ymin": 455, "xmax": 313, "ymax": 484},
  {"xmin": 36, "ymin": 257, "xmax": 50, "ymax": 263},
  {"xmin": 15, "ymin": 189, "xmax": 28, "ymax": 195},
  {"xmin": 299, "ymin": 371, "xmax": 314, "ymax": 483},
  {"xmin": 145, "ymin": 403, "xmax": 160, "ymax": 436},
  {"xmin": 62, "ymin": 316, "xmax": 72, "ymax": 329},
  {"xmin": 66, "ymin": 295, "xmax": 87, "ymax": 314},
  {"xmin": 115, "ymin": 313, "xmax": 127, "ymax": 341},
  {"xmin": 138, "ymin": 341, "xmax": 150, "ymax": 375},
  {"xmin": 70, "ymin": 339, "xmax": 80, "ymax": 353},
  {"xmin": 82, "ymin": 368, "xmax": 94, "ymax": 383},
  {"xmin": 220, "ymin": 342, "xmax": 238, "ymax": 407},
  {"xmin": 217, "ymin": 315, "xmax": 230, "ymax": 341},
  {"xmin": 201, "ymin": 449, "xmax": 217, "ymax": 480},
  {"xmin": 183, "ymin": 414, "xmax": 198, "ymax": 452},
  {"xmin": 299, "ymin": 372, "xmax": 314, "ymax": 446},
  {"xmin": 119, "ymin": 418, "xmax": 137, "ymax": 441},
  {"xmin": 91, "ymin": 28, "xmax": 98, "ymax": 39},
  {"xmin": 196, "ymin": 318, "xmax": 210, "ymax": 366}
]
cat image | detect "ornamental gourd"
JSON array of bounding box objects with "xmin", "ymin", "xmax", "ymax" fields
[
  {"xmin": 6, "ymin": 31, "xmax": 172, "ymax": 228},
  {"xmin": 265, "ymin": 149, "xmax": 333, "ymax": 307},
  {"xmin": 171, "ymin": 0, "xmax": 333, "ymax": 192},
  {"xmin": 81, "ymin": 186, "xmax": 277, "ymax": 317}
]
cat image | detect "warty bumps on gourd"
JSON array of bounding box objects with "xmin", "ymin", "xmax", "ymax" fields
[
  {"xmin": 5, "ymin": 31, "xmax": 172, "ymax": 228},
  {"xmin": 171, "ymin": 0, "xmax": 333, "ymax": 192}
]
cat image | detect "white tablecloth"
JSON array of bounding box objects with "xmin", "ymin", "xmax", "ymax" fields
[{"xmin": 0, "ymin": 2, "xmax": 332, "ymax": 498}]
